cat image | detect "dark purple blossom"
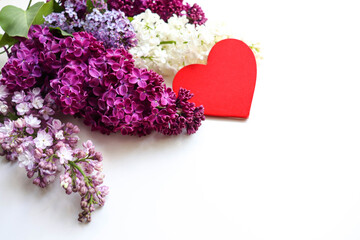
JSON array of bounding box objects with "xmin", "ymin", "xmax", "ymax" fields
[
  {"xmin": 184, "ymin": 3, "xmax": 207, "ymax": 25},
  {"xmin": 108, "ymin": 0, "xmax": 207, "ymax": 25},
  {"xmin": 107, "ymin": 0, "xmax": 146, "ymax": 17},
  {"xmin": 128, "ymin": 68, "xmax": 149, "ymax": 87},
  {"xmin": 1, "ymin": 25, "xmax": 61, "ymax": 92}
]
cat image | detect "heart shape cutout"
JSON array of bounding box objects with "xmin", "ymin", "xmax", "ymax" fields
[{"xmin": 173, "ymin": 39, "xmax": 257, "ymax": 118}]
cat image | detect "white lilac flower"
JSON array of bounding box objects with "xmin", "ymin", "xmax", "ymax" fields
[
  {"xmin": 18, "ymin": 150, "xmax": 35, "ymax": 168},
  {"xmin": 24, "ymin": 115, "xmax": 41, "ymax": 128},
  {"xmin": 34, "ymin": 130, "xmax": 53, "ymax": 149},
  {"xmin": 0, "ymin": 120, "xmax": 14, "ymax": 135},
  {"xmin": 14, "ymin": 118, "xmax": 26, "ymax": 128},
  {"xmin": 55, "ymin": 130, "xmax": 65, "ymax": 140},
  {"xmin": 0, "ymin": 101, "xmax": 8, "ymax": 115},
  {"xmin": 56, "ymin": 146, "xmax": 73, "ymax": 164},
  {"xmin": 31, "ymin": 88, "xmax": 41, "ymax": 96},
  {"xmin": 0, "ymin": 85, "xmax": 8, "ymax": 100},
  {"xmin": 129, "ymin": 10, "xmax": 230, "ymax": 78},
  {"xmin": 12, "ymin": 91, "xmax": 25, "ymax": 104},
  {"xmin": 60, "ymin": 174, "xmax": 71, "ymax": 189},
  {"xmin": 130, "ymin": 10, "xmax": 261, "ymax": 79},
  {"xmin": 39, "ymin": 106, "xmax": 55, "ymax": 120},
  {"xmin": 32, "ymin": 96, "xmax": 44, "ymax": 109},
  {"xmin": 16, "ymin": 102, "xmax": 30, "ymax": 115}
]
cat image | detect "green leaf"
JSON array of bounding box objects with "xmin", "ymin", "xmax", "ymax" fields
[
  {"xmin": 33, "ymin": 0, "xmax": 58, "ymax": 25},
  {"xmin": 128, "ymin": 17, "xmax": 134, "ymax": 22},
  {"xmin": 0, "ymin": 3, "xmax": 44, "ymax": 38},
  {"xmin": 0, "ymin": 32, "xmax": 18, "ymax": 48},
  {"xmin": 87, "ymin": 0, "xmax": 94, "ymax": 13},
  {"xmin": 49, "ymin": 27, "xmax": 73, "ymax": 37},
  {"xmin": 53, "ymin": 0, "xmax": 64, "ymax": 13}
]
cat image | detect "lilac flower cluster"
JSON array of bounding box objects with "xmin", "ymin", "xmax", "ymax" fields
[
  {"xmin": 84, "ymin": 9, "xmax": 138, "ymax": 49},
  {"xmin": 106, "ymin": 0, "xmax": 146, "ymax": 17},
  {"xmin": 183, "ymin": 3, "xmax": 207, "ymax": 25},
  {"xmin": 44, "ymin": 0, "xmax": 137, "ymax": 49},
  {"xmin": 44, "ymin": 0, "xmax": 86, "ymax": 33},
  {"xmin": 1, "ymin": 25, "xmax": 205, "ymax": 136},
  {"xmin": 108, "ymin": 0, "xmax": 207, "ymax": 25},
  {"xmin": 0, "ymin": 85, "xmax": 108, "ymax": 222},
  {"xmin": 0, "ymin": 25, "xmax": 60, "ymax": 92},
  {"xmin": 51, "ymin": 32, "xmax": 205, "ymax": 135}
]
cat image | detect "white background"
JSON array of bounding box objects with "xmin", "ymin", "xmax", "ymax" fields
[{"xmin": 1, "ymin": 0, "xmax": 360, "ymax": 239}]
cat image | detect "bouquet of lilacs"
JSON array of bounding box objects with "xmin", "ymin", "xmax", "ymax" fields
[
  {"xmin": 0, "ymin": 85, "xmax": 108, "ymax": 222},
  {"xmin": 0, "ymin": 0, "xmax": 206, "ymax": 136},
  {"xmin": 0, "ymin": 0, "xmax": 260, "ymax": 223}
]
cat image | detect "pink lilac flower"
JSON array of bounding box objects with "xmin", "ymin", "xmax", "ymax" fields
[{"xmin": 0, "ymin": 85, "xmax": 109, "ymax": 223}]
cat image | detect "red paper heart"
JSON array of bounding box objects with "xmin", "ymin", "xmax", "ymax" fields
[{"xmin": 173, "ymin": 39, "xmax": 257, "ymax": 118}]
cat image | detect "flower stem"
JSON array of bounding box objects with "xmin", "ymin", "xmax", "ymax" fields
[
  {"xmin": 3, "ymin": 47, "xmax": 10, "ymax": 58},
  {"xmin": 27, "ymin": 0, "xmax": 33, "ymax": 10},
  {"xmin": 69, "ymin": 161, "xmax": 87, "ymax": 179},
  {"xmin": 160, "ymin": 41, "xmax": 177, "ymax": 45}
]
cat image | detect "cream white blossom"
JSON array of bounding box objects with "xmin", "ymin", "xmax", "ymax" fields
[
  {"xmin": 0, "ymin": 85, "xmax": 8, "ymax": 100},
  {"xmin": 130, "ymin": 10, "xmax": 260, "ymax": 79},
  {"xmin": 16, "ymin": 102, "xmax": 30, "ymax": 116},
  {"xmin": 18, "ymin": 150, "xmax": 35, "ymax": 168},
  {"xmin": 56, "ymin": 146, "xmax": 73, "ymax": 164},
  {"xmin": 24, "ymin": 115, "xmax": 41, "ymax": 128},
  {"xmin": 34, "ymin": 130, "xmax": 53, "ymax": 149},
  {"xmin": 0, "ymin": 101, "xmax": 8, "ymax": 115},
  {"xmin": 55, "ymin": 130, "xmax": 65, "ymax": 140},
  {"xmin": 130, "ymin": 10, "xmax": 229, "ymax": 77},
  {"xmin": 32, "ymin": 96, "xmax": 44, "ymax": 109}
]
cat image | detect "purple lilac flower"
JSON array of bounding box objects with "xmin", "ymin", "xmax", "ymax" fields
[
  {"xmin": 44, "ymin": 1, "xmax": 137, "ymax": 50},
  {"xmin": 145, "ymin": 0, "xmax": 184, "ymax": 21},
  {"xmin": 107, "ymin": 0, "xmax": 146, "ymax": 17},
  {"xmin": 0, "ymin": 25, "xmax": 60, "ymax": 92},
  {"xmin": 183, "ymin": 3, "xmax": 207, "ymax": 25},
  {"xmin": 84, "ymin": 9, "xmax": 137, "ymax": 49},
  {"xmin": 44, "ymin": 0, "xmax": 85, "ymax": 33},
  {"xmin": 108, "ymin": 0, "xmax": 207, "ymax": 25},
  {"xmin": 51, "ymin": 31, "xmax": 205, "ymax": 136},
  {"xmin": 0, "ymin": 85, "xmax": 108, "ymax": 223}
]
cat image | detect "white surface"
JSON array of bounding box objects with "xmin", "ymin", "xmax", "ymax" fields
[{"xmin": 1, "ymin": 0, "xmax": 360, "ymax": 239}]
